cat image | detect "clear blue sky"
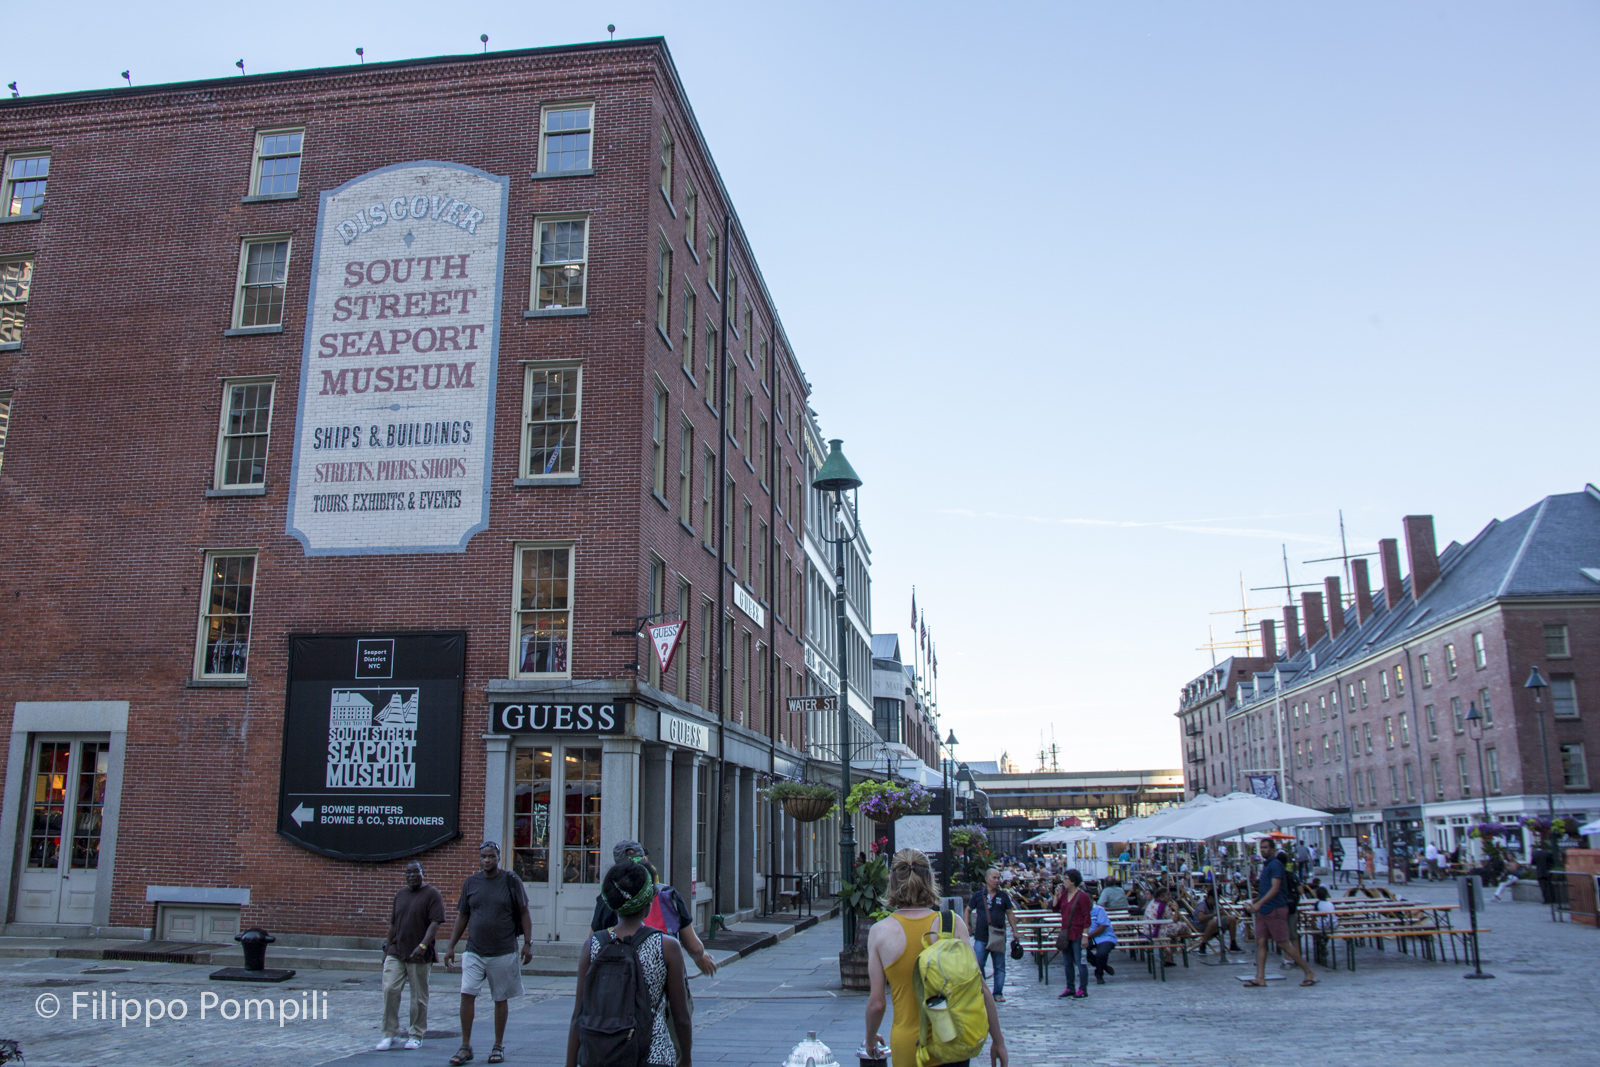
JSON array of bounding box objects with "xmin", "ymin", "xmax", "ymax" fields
[{"xmin": 7, "ymin": 2, "xmax": 1597, "ymax": 770}]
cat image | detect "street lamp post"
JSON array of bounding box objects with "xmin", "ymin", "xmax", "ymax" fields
[
  {"xmin": 811, "ymin": 439, "xmax": 863, "ymax": 951},
  {"xmin": 1465, "ymin": 702, "xmax": 1491, "ymax": 824},
  {"xmin": 1524, "ymin": 667, "xmax": 1556, "ymax": 824}
]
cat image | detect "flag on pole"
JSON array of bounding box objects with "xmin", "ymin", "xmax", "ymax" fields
[
  {"xmin": 920, "ymin": 610, "xmax": 927, "ymax": 650},
  {"xmin": 910, "ymin": 589, "xmax": 917, "ymax": 629}
]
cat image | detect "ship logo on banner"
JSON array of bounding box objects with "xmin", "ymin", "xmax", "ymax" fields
[
  {"xmin": 327, "ymin": 688, "xmax": 420, "ymax": 789},
  {"xmin": 1247, "ymin": 774, "xmax": 1281, "ymax": 801}
]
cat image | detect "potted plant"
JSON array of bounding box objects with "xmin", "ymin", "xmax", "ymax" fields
[
  {"xmin": 845, "ymin": 779, "xmax": 932, "ymax": 824},
  {"xmin": 762, "ymin": 781, "xmax": 837, "ymax": 823},
  {"xmin": 950, "ymin": 824, "xmax": 993, "ymax": 885},
  {"xmin": 837, "ymin": 856, "xmax": 887, "ymax": 990}
]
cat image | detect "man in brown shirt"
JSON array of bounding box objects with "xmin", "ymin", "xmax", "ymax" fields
[{"xmin": 377, "ymin": 860, "xmax": 445, "ymax": 1050}]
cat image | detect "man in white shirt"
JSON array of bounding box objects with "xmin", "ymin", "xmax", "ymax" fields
[{"xmin": 1424, "ymin": 841, "xmax": 1442, "ymax": 881}]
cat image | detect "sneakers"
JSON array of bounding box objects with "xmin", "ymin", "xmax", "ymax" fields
[
  {"xmin": 1058, "ymin": 988, "xmax": 1076, "ymax": 998},
  {"xmin": 375, "ymin": 1037, "xmax": 396, "ymax": 1051},
  {"xmin": 1095, "ymin": 975, "xmax": 1105, "ymax": 985},
  {"xmin": 404, "ymin": 1038, "xmax": 422, "ymax": 1050},
  {"xmin": 1073, "ymin": 989, "xmax": 1088, "ymax": 999}
]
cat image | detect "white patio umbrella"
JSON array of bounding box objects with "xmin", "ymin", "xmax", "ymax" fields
[
  {"xmin": 1150, "ymin": 791, "xmax": 1329, "ymax": 841},
  {"xmin": 1089, "ymin": 793, "xmax": 1223, "ymax": 844},
  {"xmin": 1579, "ymin": 818, "xmax": 1600, "ymax": 836},
  {"xmin": 1023, "ymin": 826, "xmax": 1097, "ymax": 846}
]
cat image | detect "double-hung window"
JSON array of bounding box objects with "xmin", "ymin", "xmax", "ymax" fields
[
  {"xmin": 1445, "ymin": 642, "xmax": 1458, "ymax": 678},
  {"xmin": 681, "ymin": 286, "xmax": 696, "ymax": 374},
  {"xmin": 1479, "ymin": 687, "xmax": 1494, "ymax": 726},
  {"xmin": 3, "ymin": 153, "xmax": 48, "ymax": 216},
  {"xmin": 1552, "ymin": 676, "xmax": 1578, "ymax": 718},
  {"xmin": 1458, "ymin": 753, "xmax": 1471, "ymax": 796},
  {"xmin": 1431, "ymin": 757, "xmax": 1444, "ymax": 799},
  {"xmin": 651, "ymin": 384, "xmax": 668, "ymax": 498},
  {"xmin": 214, "ymin": 378, "xmax": 275, "ymax": 489},
  {"xmin": 196, "ymin": 551, "xmax": 257, "ymax": 678},
  {"xmin": 678, "ymin": 420, "xmax": 694, "ymax": 517},
  {"xmin": 534, "ymin": 216, "xmax": 588, "ymax": 309},
  {"xmin": 706, "ymin": 229, "xmax": 719, "ymax": 290},
  {"xmin": 684, "ymin": 184, "xmax": 698, "ymax": 251},
  {"xmin": 1560, "ymin": 743, "xmax": 1587, "ymax": 789},
  {"xmin": 540, "ymin": 104, "xmax": 594, "ymax": 173},
  {"xmin": 0, "ymin": 391, "xmax": 10, "ymax": 473},
  {"xmin": 659, "ymin": 123, "xmax": 674, "ymax": 197},
  {"xmin": 1420, "ymin": 653, "xmax": 1432, "ymax": 686},
  {"xmin": 703, "ymin": 320, "xmax": 717, "ymax": 385},
  {"xmin": 233, "ymin": 237, "xmax": 291, "ymax": 329},
  {"xmin": 1545, "ymin": 624, "xmax": 1571, "ymax": 658},
  {"xmin": 521, "ymin": 363, "xmax": 582, "ymax": 478},
  {"xmin": 1473, "ymin": 632, "xmax": 1487, "ymax": 669},
  {"xmin": 0, "ymin": 255, "xmax": 32, "ymax": 345},
  {"xmin": 1451, "ymin": 696, "xmax": 1464, "ymax": 734},
  {"xmin": 701, "ymin": 448, "xmax": 715, "ymax": 542},
  {"xmin": 516, "ymin": 544, "xmax": 573, "ymax": 676},
  {"xmin": 655, "ymin": 240, "xmax": 672, "ymax": 336},
  {"xmin": 249, "ymin": 130, "xmax": 302, "ymax": 197}
]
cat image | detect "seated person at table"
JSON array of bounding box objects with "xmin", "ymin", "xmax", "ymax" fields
[
  {"xmin": 1125, "ymin": 883, "xmax": 1145, "ymax": 912},
  {"xmin": 1143, "ymin": 886, "xmax": 1191, "ymax": 965},
  {"xmin": 1192, "ymin": 888, "xmax": 1240, "ymax": 960},
  {"xmin": 1312, "ymin": 886, "xmax": 1338, "ymax": 933},
  {"xmin": 1097, "ymin": 878, "xmax": 1129, "ymax": 913},
  {"xmin": 1084, "ymin": 900, "xmax": 1117, "ymax": 985}
]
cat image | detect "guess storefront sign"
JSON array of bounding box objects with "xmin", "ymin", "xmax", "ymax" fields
[{"xmin": 490, "ymin": 702, "xmax": 626, "ymax": 734}]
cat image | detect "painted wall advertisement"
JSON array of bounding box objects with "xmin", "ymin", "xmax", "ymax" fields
[
  {"xmin": 287, "ymin": 162, "xmax": 510, "ymax": 555},
  {"xmin": 277, "ymin": 633, "xmax": 464, "ymax": 861}
]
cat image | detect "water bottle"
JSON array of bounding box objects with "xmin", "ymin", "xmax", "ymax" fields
[{"xmin": 924, "ymin": 994, "xmax": 957, "ymax": 1044}]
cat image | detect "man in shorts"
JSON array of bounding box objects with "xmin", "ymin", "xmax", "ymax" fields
[
  {"xmin": 1241, "ymin": 838, "xmax": 1316, "ymax": 989},
  {"xmin": 443, "ymin": 842, "xmax": 533, "ymax": 1065}
]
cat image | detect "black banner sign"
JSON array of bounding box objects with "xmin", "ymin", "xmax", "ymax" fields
[
  {"xmin": 489, "ymin": 701, "xmax": 626, "ymax": 734},
  {"xmin": 278, "ymin": 632, "xmax": 464, "ymax": 861}
]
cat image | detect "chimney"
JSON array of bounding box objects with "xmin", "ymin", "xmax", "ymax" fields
[
  {"xmin": 1302, "ymin": 590, "xmax": 1327, "ymax": 648},
  {"xmin": 1379, "ymin": 537, "xmax": 1404, "ymax": 609},
  {"xmin": 1352, "ymin": 557, "xmax": 1375, "ymax": 623},
  {"xmin": 1259, "ymin": 618, "xmax": 1277, "ymax": 661},
  {"xmin": 1325, "ymin": 576, "xmax": 1344, "ymax": 639},
  {"xmin": 1283, "ymin": 605, "xmax": 1302, "ymax": 658},
  {"xmin": 1403, "ymin": 514, "xmax": 1440, "ymax": 601}
]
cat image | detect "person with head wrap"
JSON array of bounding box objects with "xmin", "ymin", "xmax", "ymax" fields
[
  {"xmin": 590, "ymin": 840, "xmax": 717, "ymax": 976},
  {"xmin": 566, "ymin": 859, "xmax": 693, "ymax": 1067}
]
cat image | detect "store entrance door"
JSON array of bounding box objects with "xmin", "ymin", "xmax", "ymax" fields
[
  {"xmin": 14, "ymin": 738, "xmax": 110, "ymax": 926},
  {"xmin": 511, "ymin": 743, "xmax": 603, "ymax": 941}
]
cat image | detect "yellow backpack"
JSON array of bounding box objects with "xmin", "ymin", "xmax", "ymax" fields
[{"xmin": 912, "ymin": 909, "xmax": 989, "ymax": 1067}]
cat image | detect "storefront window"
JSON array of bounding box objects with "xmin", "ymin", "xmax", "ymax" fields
[
  {"xmin": 27, "ymin": 742, "xmax": 70, "ymax": 869},
  {"xmin": 71, "ymin": 743, "xmax": 108, "ymax": 869},
  {"xmin": 563, "ymin": 748, "xmax": 602, "ymax": 883},
  {"xmin": 513, "ymin": 748, "xmax": 552, "ymax": 883}
]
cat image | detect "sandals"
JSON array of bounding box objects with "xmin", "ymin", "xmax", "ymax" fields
[
  {"xmin": 1240, "ymin": 979, "xmax": 1267, "ymax": 987},
  {"xmin": 1300, "ymin": 978, "xmax": 1319, "ymax": 987},
  {"xmin": 449, "ymin": 1048, "xmax": 473, "ymax": 1066},
  {"xmin": 487, "ymin": 1047, "xmax": 505, "ymax": 1064}
]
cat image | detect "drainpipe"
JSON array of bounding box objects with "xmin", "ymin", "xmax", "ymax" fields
[{"xmin": 712, "ymin": 213, "xmax": 732, "ymax": 918}]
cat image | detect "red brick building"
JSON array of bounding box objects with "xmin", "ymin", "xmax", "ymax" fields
[
  {"xmin": 1177, "ymin": 490, "xmax": 1600, "ymax": 867},
  {"xmin": 0, "ymin": 38, "xmax": 828, "ymax": 943}
]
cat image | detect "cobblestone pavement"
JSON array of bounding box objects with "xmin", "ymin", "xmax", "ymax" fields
[{"xmin": 2, "ymin": 881, "xmax": 1595, "ymax": 1066}]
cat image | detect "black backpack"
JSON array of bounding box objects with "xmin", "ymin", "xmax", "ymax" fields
[
  {"xmin": 1281, "ymin": 859, "xmax": 1300, "ymax": 913},
  {"xmin": 576, "ymin": 928, "xmax": 659, "ymax": 1067}
]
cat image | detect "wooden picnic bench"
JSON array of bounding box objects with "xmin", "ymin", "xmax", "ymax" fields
[{"xmin": 1013, "ymin": 908, "xmax": 1193, "ymax": 983}]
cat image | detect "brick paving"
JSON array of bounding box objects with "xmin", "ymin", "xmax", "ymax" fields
[{"xmin": 1, "ymin": 880, "xmax": 1595, "ymax": 1066}]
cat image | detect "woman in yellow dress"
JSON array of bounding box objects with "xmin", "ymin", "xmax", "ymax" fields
[{"xmin": 864, "ymin": 850, "xmax": 1008, "ymax": 1067}]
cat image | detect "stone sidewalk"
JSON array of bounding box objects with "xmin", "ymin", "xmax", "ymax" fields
[{"xmin": 1, "ymin": 884, "xmax": 1596, "ymax": 1066}]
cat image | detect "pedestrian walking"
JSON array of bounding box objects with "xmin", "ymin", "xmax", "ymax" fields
[
  {"xmin": 965, "ymin": 868, "xmax": 1019, "ymax": 1002},
  {"xmin": 865, "ymin": 849, "xmax": 1008, "ymax": 1067},
  {"xmin": 1241, "ymin": 839, "xmax": 1317, "ymax": 989},
  {"xmin": 590, "ymin": 840, "xmax": 718, "ymax": 977},
  {"xmin": 1531, "ymin": 844, "xmax": 1557, "ymax": 904},
  {"xmin": 1424, "ymin": 840, "xmax": 1442, "ymax": 881},
  {"xmin": 376, "ymin": 860, "xmax": 445, "ymax": 1051},
  {"xmin": 566, "ymin": 860, "xmax": 692, "ymax": 1067},
  {"xmin": 1051, "ymin": 868, "xmax": 1093, "ymax": 999},
  {"xmin": 443, "ymin": 842, "xmax": 533, "ymax": 1066},
  {"xmin": 1295, "ymin": 840, "xmax": 1313, "ymax": 872}
]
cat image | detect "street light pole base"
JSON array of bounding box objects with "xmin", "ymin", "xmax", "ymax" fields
[{"xmin": 1463, "ymin": 972, "xmax": 1495, "ymax": 980}]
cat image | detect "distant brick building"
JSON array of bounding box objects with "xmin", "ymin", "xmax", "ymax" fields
[
  {"xmin": 1177, "ymin": 488, "xmax": 1600, "ymax": 866},
  {"xmin": 0, "ymin": 38, "xmax": 840, "ymax": 942}
]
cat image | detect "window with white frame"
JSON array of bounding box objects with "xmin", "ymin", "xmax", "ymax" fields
[
  {"xmin": 196, "ymin": 551, "xmax": 256, "ymax": 678},
  {"xmin": 1425, "ymin": 704, "xmax": 1437, "ymax": 739},
  {"xmin": 1394, "ymin": 664, "xmax": 1404, "ymax": 696},
  {"xmin": 680, "ymin": 286, "xmax": 696, "ymax": 374},
  {"xmin": 214, "ymin": 378, "xmax": 275, "ymax": 488},
  {"xmin": 1479, "ymin": 687, "xmax": 1493, "ymax": 726},
  {"xmin": 0, "ymin": 255, "xmax": 33, "ymax": 345},
  {"xmin": 515, "ymin": 544, "xmax": 572, "ymax": 676},
  {"xmin": 698, "ymin": 597, "xmax": 713, "ymax": 710},
  {"xmin": 651, "ymin": 384, "xmax": 668, "ymax": 498},
  {"xmin": 1451, "ymin": 696, "xmax": 1464, "ymax": 734},
  {"xmin": 1445, "ymin": 642, "xmax": 1458, "ymax": 677},
  {"xmin": 249, "ymin": 130, "xmax": 302, "ymax": 196},
  {"xmin": 233, "ymin": 237, "xmax": 290, "ymax": 328},
  {"xmin": 521, "ymin": 364, "xmax": 581, "ymax": 477},
  {"xmin": 1381, "ymin": 671, "xmax": 1390, "ymax": 700},
  {"xmin": 0, "ymin": 391, "xmax": 11, "ymax": 473},
  {"xmin": 1432, "ymin": 756, "xmax": 1444, "ymax": 799},
  {"xmin": 1384, "ymin": 716, "xmax": 1395, "ymax": 748},
  {"xmin": 1360, "ymin": 679, "xmax": 1369, "ymax": 707},
  {"xmin": 684, "ymin": 184, "xmax": 697, "ymax": 250},
  {"xmin": 648, "ymin": 556, "xmax": 666, "ymax": 688},
  {"xmin": 675, "ymin": 579, "xmax": 691, "ymax": 701},
  {"xmin": 1545, "ymin": 624, "xmax": 1570, "ymax": 658},
  {"xmin": 1404, "ymin": 762, "xmax": 1416, "ymax": 801},
  {"xmin": 534, "ymin": 216, "xmax": 588, "ymax": 309},
  {"xmin": 1420, "ymin": 653, "xmax": 1432, "ymax": 686},
  {"xmin": 1399, "ymin": 711, "xmax": 1410, "ymax": 746},
  {"xmin": 703, "ymin": 319, "xmax": 717, "ymax": 384},
  {"xmin": 659, "ymin": 123, "xmax": 674, "ymax": 197},
  {"xmin": 1552, "ymin": 676, "xmax": 1578, "ymax": 718},
  {"xmin": 1458, "ymin": 753, "xmax": 1471, "ymax": 796},
  {"xmin": 1488, "ymin": 747, "xmax": 1503, "ymax": 792},
  {"xmin": 678, "ymin": 420, "xmax": 693, "ymax": 517},
  {"xmin": 705, "ymin": 229, "xmax": 719, "ymax": 289},
  {"xmin": 701, "ymin": 448, "xmax": 715, "ymax": 542},
  {"xmin": 4, "ymin": 153, "xmax": 48, "ymax": 216},
  {"xmin": 655, "ymin": 239, "xmax": 671, "ymax": 335},
  {"xmin": 1560, "ymin": 743, "xmax": 1587, "ymax": 789},
  {"xmin": 1389, "ymin": 765, "xmax": 1400, "ymax": 803},
  {"xmin": 1473, "ymin": 631, "xmax": 1487, "ymax": 669},
  {"xmin": 540, "ymin": 104, "xmax": 594, "ymax": 173}
]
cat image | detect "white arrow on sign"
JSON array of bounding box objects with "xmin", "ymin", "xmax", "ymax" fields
[
  {"xmin": 648, "ymin": 620, "xmax": 686, "ymax": 675},
  {"xmin": 291, "ymin": 803, "xmax": 315, "ymax": 827}
]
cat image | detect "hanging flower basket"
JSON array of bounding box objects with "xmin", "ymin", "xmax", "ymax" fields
[
  {"xmin": 846, "ymin": 779, "xmax": 933, "ymax": 824},
  {"xmin": 762, "ymin": 781, "xmax": 837, "ymax": 822}
]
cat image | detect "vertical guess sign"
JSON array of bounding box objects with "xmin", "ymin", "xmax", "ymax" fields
[{"xmin": 286, "ymin": 162, "xmax": 510, "ymax": 555}]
